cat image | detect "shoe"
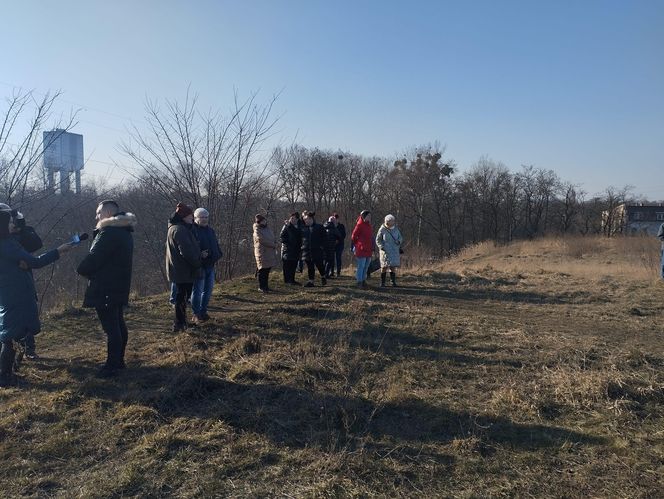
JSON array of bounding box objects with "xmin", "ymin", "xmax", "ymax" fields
[
  {"xmin": 258, "ymin": 288, "xmax": 269, "ymax": 293},
  {"xmin": 336, "ymin": 272, "xmax": 341, "ymax": 277},
  {"xmin": 191, "ymin": 314, "xmax": 202, "ymax": 324},
  {"xmin": 201, "ymin": 313, "xmax": 211, "ymax": 321},
  {"xmin": 0, "ymin": 373, "xmax": 13, "ymax": 388},
  {"xmin": 321, "ymin": 277, "xmax": 327, "ymax": 286},
  {"xmin": 392, "ymin": 282, "xmax": 398, "ymax": 287},
  {"xmin": 25, "ymin": 350, "xmax": 39, "ymax": 360},
  {"xmin": 304, "ymin": 281, "xmax": 314, "ymax": 288},
  {"xmin": 361, "ymin": 281, "xmax": 369, "ymax": 289},
  {"xmin": 289, "ymin": 281, "xmax": 301, "ymax": 286},
  {"xmin": 172, "ymin": 322, "xmax": 186, "ymax": 333},
  {"xmin": 96, "ymin": 365, "xmax": 119, "ymax": 379}
]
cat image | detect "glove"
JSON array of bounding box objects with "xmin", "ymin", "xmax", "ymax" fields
[{"xmin": 13, "ymin": 211, "xmax": 26, "ymax": 229}]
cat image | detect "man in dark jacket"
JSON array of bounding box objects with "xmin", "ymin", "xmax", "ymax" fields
[
  {"xmin": 191, "ymin": 208, "xmax": 222, "ymax": 322},
  {"xmin": 323, "ymin": 216, "xmax": 341, "ymax": 278},
  {"xmin": 333, "ymin": 213, "xmax": 346, "ymax": 277},
  {"xmin": 76, "ymin": 200, "xmax": 136, "ymax": 378},
  {"xmin": 1, "ymin": 203, "xmax": 44, "ymax": 359},
  {"xmin": 166, "ymin": 203, "xmax": 203, "ymax": 332},
  {"xmin": 280, "ymin": 212, "xmax": 303, "ymax": 285},
  {"xmin": 300, "ymin": 211, "xmax": 327, "ymax": 287}
]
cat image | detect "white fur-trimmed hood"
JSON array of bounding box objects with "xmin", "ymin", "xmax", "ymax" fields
[{"xmin": 96, "ymin": 212, "xmax": 137, "ymax": 230}]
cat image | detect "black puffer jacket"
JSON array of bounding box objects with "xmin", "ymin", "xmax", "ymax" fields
[
  {"xmin": 300, "ymin": 223, "xmax": 326, "ymax": 262},
  {"xmin": 280, "ymin": 222, "xmax": 302, "ymax": 261},
  {"xmin": 77, "ymin": 213, "xmax": 136, "ymax": 308},
  {"xmin": 323, "ymin": 221, "xmax": 341, "ymax": 260}
]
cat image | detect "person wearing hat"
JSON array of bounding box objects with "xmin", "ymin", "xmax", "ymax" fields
[
  {"xmin": 280, "ymin": 212, "xmax": 303, "ymax": 285},
  {"xmin": 0, "ymin": 203, "xmax": 44, "ymax": 359},
  {"xmin": 253, "ymin": 214, "xmax": 278, "ymax": 292},
  {"xmin": 351, "ymin": 210, "xmax": 374, "ymax": 288},
  {"xmin": 76, "ymin": 200, "xmax": 137, "ymax": 378},
  {"xmin": 166, "ymin": 202, "xmax": 204, "ymax": 332},
  {"xmin": 375, "ymin": 214, "xmax": 404, "ymax": 287},
  {"xmin": 333, "ymin": 212, "xmax": 346, "ymax": 277},
  {"xmin": 300, "ymin": 210, "xmax": 327, "ymax": 287},
  {"xmin": 0, "ymin": 210, "xmax": 78, "ymax": 387},
  {"xmin": 191, "ymin": 208, "xmax": 222, "ymax": 322},
  {"xmin": 323, "ymin": 215, "xmax": 341, "ymax": 278}
]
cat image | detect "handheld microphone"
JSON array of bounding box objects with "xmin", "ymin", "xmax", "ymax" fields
[{"xmin": 69, "ymin": 233, "xmax": 89, "ymax": 245}]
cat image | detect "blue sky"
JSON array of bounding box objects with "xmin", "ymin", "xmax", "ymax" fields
[{"xmin": 1, "ymin": 0, "xmax": 663, "ymax": 197}]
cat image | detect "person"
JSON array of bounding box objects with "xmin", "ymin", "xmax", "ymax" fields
[
  {"xmin": 0, "ymin": 204, "xmax": 43, "ymax": 359},
  {"xmin": 658, "ymin": 222, "xmax": 664, "ymax": 279},
  {"xmin": 375, "ymin": 214, "xmax": 404, "ymax": 287},
  {"xmin": 300, "ymin": 210, "xmax": 327, "ymax": 287},
  {"xmin": 280, "ymin": 212, "xmax": 302, "ymax": 285},
  {"xmin": 166, "ymin": 203, "xmax": 204, "ymax": 332},
  {"xmin": 0, "ymin": 210, "xmax": 78, "ymax": 387},
  {"xmin": 323, "ymin": 215, "xmax": 341, "ymax": 278},
  {"xmin": 191, "ymin": 208, "xmax": 222, "ymax": 322},
  {"xmin": 351, "ymin": 210, "xmax": 374, "ymax": 289},
  {"xmin": 333, "ymin": 212, "xmax": 346, "ymax": 277},
  {"xmin": 76, "ymin": 200, "xmax": 137, "ymax": 378},
  {"xmin": 253, "ymin": 214, "xmax": 278, "ymax": 292}
]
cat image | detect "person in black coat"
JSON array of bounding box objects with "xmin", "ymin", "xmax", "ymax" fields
[
  {"xmin": 0, "ymin": 204, "xmax": 43, "ymax": 359},
  {"xmin": 323, "ymin": 216, "xmax": 341, "ymax": 278},
  {"xmin": 300, "ymin": 210, "xmax": 327, "ymax": 287},
  {"xmin": 280, "ymin": 212, "xmax": 303, "ymax": 285},
  {"xmin": 76, "ymin": 200, "xmax": 136, "ymax": 378},
  {"xmin": 333, "ymin": 213, "xmax": 346, "ymax": 277}
]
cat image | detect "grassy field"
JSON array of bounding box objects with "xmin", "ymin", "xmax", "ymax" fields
[{"xmin": 1, "ymin": 236, "xmax": 663, "ymax": 497}]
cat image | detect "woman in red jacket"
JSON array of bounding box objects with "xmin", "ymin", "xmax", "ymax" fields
[{"xmin": 351, "ymin": 210, "xmax": 373, "ymax": 288}]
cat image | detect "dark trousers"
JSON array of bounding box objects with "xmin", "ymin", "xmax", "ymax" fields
[
  {"xmin": 306, "ymin": 259, "xmax": 325, "ymax": 281},
  {"xmin": 18, "ymin": 334, "xmax": 35, "ymax": 352},
  {"xmin": 95, "ymin": 305, "xmax": 128, "ymax": 369},
  {"xmin": 0, "ymin": 340, "xmax": 15, "ymax": 378},
  {"xmin": 174, "ymin": 282, "xmax": 194, "ymax": 326},
  {"xmin": 283, "ymin": 259, "xmax": 298, "ymax": 283},
  {"xmin": 334, "ymin": 245, "xmax": 344, "ymax": 275},
  {"xmin": 258, "ymin": 268, "xmax": 271, "ymax": 290}
]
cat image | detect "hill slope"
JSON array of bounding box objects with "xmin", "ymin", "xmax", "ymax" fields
[{"xmin": 1, "ymin": 237, "xmax": 663, "ymax": 497}]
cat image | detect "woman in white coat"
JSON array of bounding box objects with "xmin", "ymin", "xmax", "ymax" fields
[{"xmin": 375, "ymin": 214, "xmax": 403, "ymax": 287}]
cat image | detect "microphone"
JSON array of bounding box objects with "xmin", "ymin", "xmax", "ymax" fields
[
  {"xmin": 69, "ymin": 233, "xmax": 90, "ymax": 245},
  {"xmin": 79, "ymin": 233, "xmax": 89, "ymax": 241}
]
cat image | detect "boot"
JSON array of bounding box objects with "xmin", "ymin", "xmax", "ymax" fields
[
  {"xmin": 380, "ymin": 272, "xmax": 387, "ymax": 287},
  {"xmin": 390, "ymin": 272, "xmax": 398, "ymax": 287},
  {"xmin": 0, "ymin": 342, "xmax": 16, "ymax": 388}
]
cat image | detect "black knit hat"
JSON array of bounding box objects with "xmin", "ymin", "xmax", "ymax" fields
[{"xmin": 0, "ymin": 210, "xmax": 11, "ymax": 238}]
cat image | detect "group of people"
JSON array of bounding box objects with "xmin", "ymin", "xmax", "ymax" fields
[
  {"xmin": 253, "ymin": 209, "xmax": 404, "ymax": 290},
  {"xmin": 0, "ymin": 200, "xmax": 136, "ymax": 386}
]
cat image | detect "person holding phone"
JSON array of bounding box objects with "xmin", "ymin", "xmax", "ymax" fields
[
  {"xmin": 0, "ymin": 210, "xmax": 79, "ymax": 387},
  {"xmin": 76, "ymin": 200, "xmax": 137, "ymax": 378}
]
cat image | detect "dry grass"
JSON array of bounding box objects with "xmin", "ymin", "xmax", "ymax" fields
[{"xmin": 1, "ymin": 235, "xmax": 663, "ymax": 497}]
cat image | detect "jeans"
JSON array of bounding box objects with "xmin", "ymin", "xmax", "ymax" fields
[
  {"xmin": 283, "ymin": 259, "xmax": 298, "ymax": 283},
  {"xmin": 661, "ymin": 249, "xmax": 664, "ymax": 279},
  {"xmin": 355, "ymin": 256, "xmax": 371, "ymax": 282},
  {"xmin": 192, "ymin": 267, "xmax": 215, "ymax": 316},
  {"xmin": 95, "ymin": 305, "xmax": 128, "ymax": 369},
  {"xmin": 258, "ymin": 268, "xmax": 271, "ymax": 290},
  {"xmin": 334, "ymin": 244, "xmax": 344, "ymax": 275},
  {"xmin": 174, "ymin": 282, "xmax": 194, "ymax": 326}
]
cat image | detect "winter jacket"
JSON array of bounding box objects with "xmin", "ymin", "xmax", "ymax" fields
[
  {"xmin": 0, "ymin": 238, "xmax": 59, "ymax": 342},
  {"xmin": 253, "ymin": 223, "xmax": 278, "ymax": 270},
  {"xmin": 351, "ymin": 216, "xmax": 374, "ymax": 258},
  {"xmin": 166, "ymin": 215, "xmax": 202, "ymax": 283},
  {"xmin": 376, "ymin": 224, "xmax": 403, "ymax": 268},
  {"xmin": 658, "ymin": 223, "xmax": 664, "ymax": 248},
  {"xmin": 280, "ymin": 222, "xmax": 302, "ymax": 261},
  {"xmin": 193, "ymin": 224, "xmax": 222, "ymax": 268},
  {"xmin": 336, "ymin": 223, "xmax": 346, "ymax": 248},
  {"xmin": 12, "ymin": 221, "xmax": 43, "ymax": 254},
  {"xmin": 323, "ymin": 221, "xmax": 341, "ymax": 260},
  {"xmin": 77, "ymin": 213, "xmax": 136, "ymax": 308},
  {"xmin": 301, "ymin": 223, "xmax": 326, "ymax": 262}
]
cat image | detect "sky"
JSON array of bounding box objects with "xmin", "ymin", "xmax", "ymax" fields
[{"xmin": 1, "ymin": 0, "xmax": 663, "ymax": 198}]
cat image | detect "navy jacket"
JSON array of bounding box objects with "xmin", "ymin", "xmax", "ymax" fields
[
  {"xmin": 0, "ymin": 238, "xmax": 59, "ymax": 341},
  {"xmin": 193, "ymin": 225, "xmax": 222, "ymax": 268}
]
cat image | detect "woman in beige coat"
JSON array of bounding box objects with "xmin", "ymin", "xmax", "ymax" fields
[{"xmin": 253, "ymin": 214, "xmax": 278, "ymax": 292}]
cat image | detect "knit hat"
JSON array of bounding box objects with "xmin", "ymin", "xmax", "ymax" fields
[
  {"xmin": 0, "ymin": 203, "xmax": 10, "ymax": 212},
  {"xmin": 328, "ymin": 216, "xmax": 336, "ymax": 223},
  {"xmin": 385, "ymin": 214, "xmax": 396, "ymax": 225},
  {"xmin": 360, "ymin": 210, "xmax": 371, "ymax": 220},
  {"xmin": 175, "ymin": 202, "xmax": 194, "ymax": 219},
  {"xmin": 194, "ymin": 208, "xmax": 209, "ymax": 218},
  {"xmin": 255, "ymin": 214, "xmax": 266, "ymax": 224},
  {"xmin": 0, "ymin": 210, "xmax": 10, "ymax": 238}
]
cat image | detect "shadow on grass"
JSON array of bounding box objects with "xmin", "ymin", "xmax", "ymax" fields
[{"xmin": 32, "ymin": 360, "xmax": 603, "ymax": 457}]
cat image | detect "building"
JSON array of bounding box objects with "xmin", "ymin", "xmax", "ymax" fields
[
  {"xmin": 43, "ymin": 129, "xmax": 84, "ymax": 194},
  {"xmin": 603, "ymin": 204, "xmax": 664, "ymax": 236}
]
